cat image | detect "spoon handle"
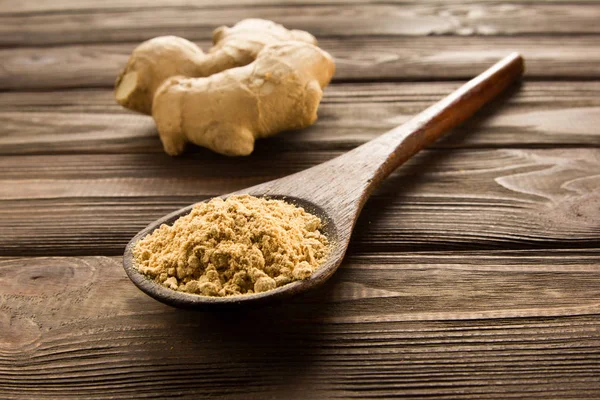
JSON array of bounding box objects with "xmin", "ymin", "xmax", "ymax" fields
[{"xmin": 338, "ymin": 52, "xmax": 524, "ymax": 196}]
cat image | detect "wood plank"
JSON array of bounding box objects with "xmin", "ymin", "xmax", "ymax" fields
[
  {"xmin": 4, "ymin": 0, "xmax": 599, "ymax": 14},
  {"xmin": 2, "ymin": 4, "xmax": 600, "ymax": 47},
  {"xmin": 2, "ymin": 36, "xmax": 600, "ymax": 91},
  {"xmin": 0, "ymin": 148, "xmax": 598, "ymax": 255},
  {"xmin": 1, "ymin": 252, "xmax": 599, "ymax": 398},
  {"xmin": 1, "ymin": 81, "xmax": 599, "ymax": 156}
]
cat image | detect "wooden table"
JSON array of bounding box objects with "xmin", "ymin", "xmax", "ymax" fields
[{"xmin": 1, "ymin": 1, "xmax": 599, "ymax": 398}]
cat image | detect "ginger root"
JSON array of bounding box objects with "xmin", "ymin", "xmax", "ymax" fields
[{"xmin": 115, "ymin": 19, "xmax": 335, "ymax": 156}]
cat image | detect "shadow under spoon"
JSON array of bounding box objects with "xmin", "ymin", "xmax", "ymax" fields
[{"xmin": 123, "ymin": 53, "xmax": 525, "ymax": 309}]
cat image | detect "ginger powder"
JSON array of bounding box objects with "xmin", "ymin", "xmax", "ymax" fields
[{"xmin": 133, "ymin": 195, "xmax": 329, "ymax": 297}]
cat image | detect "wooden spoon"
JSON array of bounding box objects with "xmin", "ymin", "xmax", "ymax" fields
[{"xmin": 123, "ymin": 53, "xmax": 524, "ymax": 309}]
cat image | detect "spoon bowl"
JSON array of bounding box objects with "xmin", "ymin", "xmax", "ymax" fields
[
  {"xmin": 123, "ymin": 195, "xmax": 344, "ymax": 308},
  {"xmin": 123, "ymin": 53, "xmax": 524, "ymax": 308}
]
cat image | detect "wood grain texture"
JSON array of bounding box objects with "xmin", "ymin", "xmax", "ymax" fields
[
  {"xmin": 1, "ymin": 0, "xmax": 600, "ymax": 396},
  {"xmin": 0, "ymin": 148, "xmax": 598, "ymax": 256},
  {"xmin": 2, "ymin": 3, "xmax": 600, "ymax": 47},
  {"xmin": 1, "ymin": 252, "xmax": 599, "ymax": 398},
  {"xmin": 3, "ymin": 36, "xmax": 600, "ymax": 91},
  {"xmin": 5, "ymin": 0, "xmax": 600, "ymax": 14},
  {"xmin": 2, "ymin": 81, "xmax": 599, "ymax": 156}
]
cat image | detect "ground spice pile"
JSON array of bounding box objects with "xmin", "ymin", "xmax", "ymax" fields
[{"xmin": 133, "ymin": 195, "xmax": 329, "ymax": 297}]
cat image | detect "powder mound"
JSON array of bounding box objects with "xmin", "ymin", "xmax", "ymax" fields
[{"xmin": 133, "ymin": 194, "xmax": 329, "ymax": 297}]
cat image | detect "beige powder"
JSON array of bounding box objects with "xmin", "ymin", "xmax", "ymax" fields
[{"xmin": 133, "ymin": 194, "xmax": 329, "ymax": 297}]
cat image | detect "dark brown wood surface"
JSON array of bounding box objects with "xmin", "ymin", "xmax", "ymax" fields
[{"xmin": 1, "ymin": 1, "xmax": 599, "ymax": 398}]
